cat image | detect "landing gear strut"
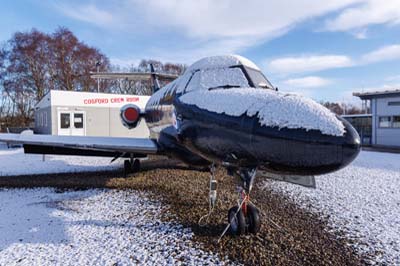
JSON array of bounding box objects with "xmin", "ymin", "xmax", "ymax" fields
[
  {"xmin": 123, "ymin": 154, "xmax": 141, "ymax": 177},
  {"xmin": 228, "ymin": 168, "xmax": 261, "ymax": 235}
]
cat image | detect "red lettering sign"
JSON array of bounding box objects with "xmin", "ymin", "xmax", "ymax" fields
[
  {"xmin": 83, "ymin": 98, "xmax": 109, "ymax": 105},
  {"xmin": 126, "ymin": 97, "xmax": 139, "ymax": 102},
  {"xmin": 83, "ymin": 97, "xmax": 140, "ymax": 105}
]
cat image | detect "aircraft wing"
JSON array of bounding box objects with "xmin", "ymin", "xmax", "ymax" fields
[{"xmin": 0, "ymin": 133, "xmax": 159, "ymax": 157}]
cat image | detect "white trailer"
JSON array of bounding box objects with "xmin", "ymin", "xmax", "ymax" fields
[{"xmin": 34, "ymin": 90, "xmax": 150, "ymax": 138}]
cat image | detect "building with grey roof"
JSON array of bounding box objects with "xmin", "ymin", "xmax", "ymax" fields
[{"xmin": 353, "ymin": 89, "xmax": 400, "ymax": 147}]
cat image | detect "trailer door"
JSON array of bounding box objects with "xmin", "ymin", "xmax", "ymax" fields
[
  {"xmin": 58, "ymin": 111, "xmax": 71, "ymax": 136},
  {"xmin": 71, "ymin": 112, "xmax": 86, "ymax": 136}
]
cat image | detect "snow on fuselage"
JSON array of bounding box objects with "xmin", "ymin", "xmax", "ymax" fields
[{"xmin": 145, "ymin": 55, "xmax": 360, "ymax": 175}]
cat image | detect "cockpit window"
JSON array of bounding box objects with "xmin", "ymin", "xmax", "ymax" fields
[
  {"xmin": 185, "ymin": 67, "xmax": 249, "ymax": 92},
  {"xmin": 245, "ymin": 67, "xmax": 274, "ymax": 89}
]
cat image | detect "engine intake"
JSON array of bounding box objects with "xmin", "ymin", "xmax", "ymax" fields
[{"xmin": 120, "ymin": 104, "xmax": 141, "ymax": 129}]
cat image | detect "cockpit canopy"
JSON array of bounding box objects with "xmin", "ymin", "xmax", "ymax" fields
[
  {"xmin": 146, "ymin": 55, "xmax": 275, "ymax": 107},
  {"xmin": 179, "ymin": 55, "xmax": 274, "ymax": 93}
]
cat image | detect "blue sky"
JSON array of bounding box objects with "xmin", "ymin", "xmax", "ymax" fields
[{"xmin": 1, "ymin": 0, "xmax": 400, "ymax": 105}]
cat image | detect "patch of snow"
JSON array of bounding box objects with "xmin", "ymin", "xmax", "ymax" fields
[
  {"xmin": 265, "ymin": 151, "xmax": 400, "ymax": 265},
  {"xmin": 0, "ymin": 188, "xmax": 228, "ymax": 265},
  {"xmin": 233, "ymin": 55, "xmax": 260, "ymax": 70},
  {"xmin": 179, "ymin": 88, "xmax": 345, "ymax": 136},
  {"xmin": 0, "ymin": 142, "xmax": 7, "ymax": 149},
  {"xmin": 146, "ymin": 55, "xmax": 261, "ymax": 107},
  {"xmin": 0, "ymin": 148, "xmax": 121, "ymax": 176},
  {"xmin": 187, "ymin": 55, "xmax": 260, "ymax": 72}
]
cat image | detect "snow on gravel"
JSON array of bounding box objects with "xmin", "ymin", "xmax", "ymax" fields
[
  {"xmin": 266, "ymin": 151, "xmax": 400, "ymax": 265},
  {"xmin": 0, "ymin": 188, "xmax": 230, "ymax": 266},
  {"xmin": 0, "ymin": 148, "xmax": 122, "ymax": 176}
]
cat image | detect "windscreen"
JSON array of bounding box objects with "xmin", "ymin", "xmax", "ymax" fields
[
  {"xmin": 185, "ymin": 67, "xmax": 249, "ymax": 92},
  {"xmin": 245, "ymin": 67, "xmax": 274, "ymax": 89}
]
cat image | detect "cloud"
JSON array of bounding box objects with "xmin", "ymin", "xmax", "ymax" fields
[
  {"xmin": 53, "ymin": 0, "xmax": 364, "ymax": 62},
  {"xmin": 361, "ymin": 44, "xmax": 400, "ymax": 63},
  {"xmin": 55, "ymin": 3, "xmax": 114, "ymax": 27},
  {"xmin": 324, "ymin": 0, "xmax": 400, "ymax": 32},
  {"xmin": 267, "ymin": 55, "xmax": 354, "ymax": 74},
  {"xmin": 385, "ymin": 74, "xmax": 400, "ymax": 82},
  {"xmin": 267, "ymin": 43, "xmax": 400, "ymax": 75},
  {"xmin": 352, "ymin": 28, "xmax": 368, "ymax": 39},
  {"xmin": 137, "ymin": 0, "xmax": 361, "ymax": 39},
  {"xmin": 283, "ymin": 76, "xmax": 331, "ymax": 88},
  {"xmin": 53, "ymin": 0, "xmax": 400, "ymax": 67}
]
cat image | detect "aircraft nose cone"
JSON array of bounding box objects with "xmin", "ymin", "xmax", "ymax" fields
[{"xmin": 340, "ymin": 117, "xmax": 361, "ymax": 167}]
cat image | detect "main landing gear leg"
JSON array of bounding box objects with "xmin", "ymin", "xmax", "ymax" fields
[
  {"xmin": 123, "ymin": 154, "xmax": 141, "ymax": 178},
  {"xmin": 228, "ymin": 168, "xmax": 261, "ymax": 235}
]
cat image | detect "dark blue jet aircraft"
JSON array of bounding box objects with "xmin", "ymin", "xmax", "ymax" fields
[{"xmin": 0, "ymin": 55, "xmax": 360, "ymax": 236}]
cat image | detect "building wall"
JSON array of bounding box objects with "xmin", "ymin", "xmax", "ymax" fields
[
  {"xmin": 35, "ymin": 90, "xmax": 150, "ymax": 137},
  {"xmin": 50, "ymin": 105, "xmax": 149, "ymax": 137},
  {"xmin": 375, "ymin": 96, "xmax": 400, "ymax": 147},
  {"xmin": 371, "ymin": 99, "xmax": 377, "ymax": 145},
  {"xmin": 109, "ymin": 107, "xmax": 149, "ymax": 137},
  {"xmin": 34, "ymin": 106, "xmax": 52, "ymax": 134}
]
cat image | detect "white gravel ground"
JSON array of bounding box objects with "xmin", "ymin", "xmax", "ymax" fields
[
  {"xmin": 266, "ymin": 151, "xmax": 400, "ymax": 265},
  {"xmin": 0, "ymin": 148, "xmax": 122, "ymax": 176},
  {"xmin": 0, "ymin": 188, "xmax": 230, "ymax": 266}
]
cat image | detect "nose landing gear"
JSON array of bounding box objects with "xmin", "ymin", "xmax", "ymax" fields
[
  {"xmin": 123, "ymin": 154, "xmax": 141, "ymax": 177},
  {"xmin": 228, "ymin": 168, "xmax": 261, "ymax": 236},
  {"xmin": 199, "ymin": 165, "xmax": 262, "ymax": 240}
]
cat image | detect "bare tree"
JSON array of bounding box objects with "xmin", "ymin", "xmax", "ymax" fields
[
  {"xmin": 321, "ymin": 101, "xmax": 362, "ymax": 115},
  {"xmin": 6, "ymin": 29, "xmax": 50, "ymax": 101},
  {"xmin": 49, "ymin": 27, "xmax": 110, "ymax": 92},
  {"xmin": 109, "ymin": 60, "xmax": 186, "ymax": 95},
  {"xmin": 0, "ymin": 27, "xmax": 111, "ymax": 126}
]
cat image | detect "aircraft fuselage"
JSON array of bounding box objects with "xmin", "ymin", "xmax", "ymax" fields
[{"xmin": 144, "ymin": 56, "xmax": 360, "ymax": 176}]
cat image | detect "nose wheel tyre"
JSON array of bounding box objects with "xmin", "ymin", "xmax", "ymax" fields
[
  {"xmin": 132, "ymin": 159, "xmax": 141, "ymax": 173},
  {"xmin": 123, "ymin": 160, "xmax": 131, "ymax": 177},
  {"xmin": 228, "ymin": 206, "xmax": 246, "ymax": 235},
  {"xmin": 247, "ymin": 204, "xmax": 261, "ymax": 234},
  {"xmin": 123, "ymin": 159, "xmax": 141, "ymax": 177}
]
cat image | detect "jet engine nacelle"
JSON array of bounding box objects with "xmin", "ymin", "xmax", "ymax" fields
[{"xmin": 120, "ymin": 104, "xmax": 141, "ymax": 129}]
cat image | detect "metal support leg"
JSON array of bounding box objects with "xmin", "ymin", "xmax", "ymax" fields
[{"xmin": 198, "ymin": 163, "xmax": 217, "ymax": 227}]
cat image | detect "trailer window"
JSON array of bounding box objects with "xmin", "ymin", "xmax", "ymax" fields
[
  {"xmin": 74, "ymin": 113, "xmax": 84, "ymax": 129},
  {"xmin": 60, "ymin": 113, "xmax": 70, "ymax": 129}
]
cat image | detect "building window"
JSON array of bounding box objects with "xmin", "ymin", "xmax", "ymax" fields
[
  {"xmin": 60, "ymin": 113, "xmax": 70, "ymax": 129},
  {"xmin": 388, "ymin": 101, "xmax": 400, "ymax": 106},
  {"xmin": 74, "ymin": 113, "xmax": 84, "ymax": 129},
  {"xmin": 379, "ymin": 116, "xmax": 391, "ymax": 128},
  {"xmin": 393, "ymin": 116, "xmax": 400, "ymax": 128}
]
